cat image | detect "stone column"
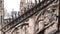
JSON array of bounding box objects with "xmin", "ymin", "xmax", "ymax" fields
[
  {"xmin": 28, "ymin": 16, "xmax": 35, "ymax": 34},
  {"xmin": 18, "ymin": 27, "xmax": 22, "ymax": 34},
  {"xmin": 0, "ymin": 16, "xmax": 4, "ymax": 34},
  {"xmin": 22, "ymin": 26, "xmax": 26, "ymax": 34}
]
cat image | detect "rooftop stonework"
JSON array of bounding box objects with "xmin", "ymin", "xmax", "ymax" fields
[{"xmin": 0, "ymin": 0, "xmax": 59, "ymax": 34}]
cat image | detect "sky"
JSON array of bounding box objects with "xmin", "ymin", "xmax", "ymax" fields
[
  {"xmin": 4, "ymin": 0, "xmax": 39, "ymax": 19},
  {"xmin": 4, "ymin": 0, "xmax": 20, "ymax": 19},
  {"xmin": 4, "ymin": 0, "xmax": 43, "ymax": 13},
  {"xmin": 4, "ymin": 0, "xmax": 20, "ymax": 13}
]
